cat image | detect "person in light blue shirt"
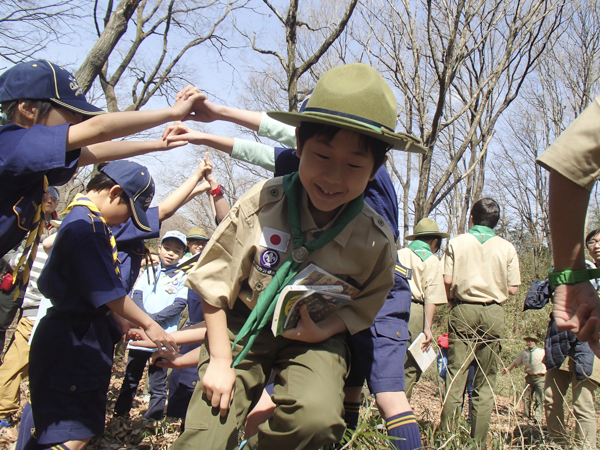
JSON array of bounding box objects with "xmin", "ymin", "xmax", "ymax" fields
[{"xmin": 114, "ymin": 230, "xmax": 190, "ymax": 421}]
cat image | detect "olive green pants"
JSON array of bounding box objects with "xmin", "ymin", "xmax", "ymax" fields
[
  {"xmin": 439, "ymin": 302, "xmax": 504, "ymax": 443},
  {"xmin": 172, "ymin": 303, "xmax": 348, "ymax": 450},
  {"xmin": 523, "ymin": 375, "xmax": 544, "ymax": 420},
  {"xmin": 544, "ymin": 366, "xmax": 597, "ymax": 449},
  {"xmin": 404, "ymin": 301, "xmax": 424, "ymax": 400}
]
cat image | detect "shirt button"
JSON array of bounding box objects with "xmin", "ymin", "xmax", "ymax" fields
[
  {"xmin": 70, "ymin": 385, "xmax": 76, "ymax": 392},
  {"xmin": 378, "ymin": 219, "xmax": 385, "ymax": 226},
  {"xmin": 192, "ymin": 381, "xmax": 197, "ymax": 386},
  {"xmin": 255, "ymin": 282, "xmax": 264, "ymax": 291},
  {"xmin": 270, "ymin": 189, "xmax": 278, "ymax": 197},
  {"xmin": 396, "ymin": 332, "xmax": 401, "ymax": 338},
  {"xmin": 313, "ymin": 231, "xmax": 322, "ymax": 239}
]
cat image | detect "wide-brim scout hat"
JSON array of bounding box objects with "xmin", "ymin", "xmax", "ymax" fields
[
  {"xmin": 406, "ymin": 218, "xmax": 450, "ymax": 241},
  {"xmin": 523, "ymin": 335, "xmax": 539, "ymax": 343},
  {"xmin": 267, "ymin": 64, "xmax": 426, "ymax": 153},
  {"xmin": 101, "ymin": 161, "xmax": 155, "ymax": 232},
  {"xmin": 187, "ymin": 227, "xmax": 208, "ymax": 241},
  {"xmin": 162, "ymin": 230, "xmax": 188, "ymax": 248},
  {"xmin": 0, "ymin": 60, "xmax": 104, "ymax": 117}
]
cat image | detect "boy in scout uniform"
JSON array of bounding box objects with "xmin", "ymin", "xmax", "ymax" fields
[
  {"xmin": 399, "ymin": 218, "xmax": 449, "ymax": 400},
  {"xmin": 439, "ymin": 198, "xmax": 521, "ymax": 443},
  {"xmin": 502, "ymin": 335, "xmax": 546, "ymax": 422},
  {"xmin": 536, "ymin": 97, "xmax": 600, "ymax": 350},
  {"xmin": 171, "ymin": 63, "xmax": 425, "ymax": 450}
]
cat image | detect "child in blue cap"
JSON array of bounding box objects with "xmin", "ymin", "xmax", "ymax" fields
[
  {"xmin": 114, "ymin": 230, "xmax": 191, "ymax": 421},
  {"xmin": 20, "ymin": 160, "xmax": 178, "ymax": 450},
  {"xmin": 0, "ymin": 59, "xmax": 205, "ymax": 271}
]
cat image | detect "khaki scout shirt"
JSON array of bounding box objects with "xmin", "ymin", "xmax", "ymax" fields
[
  {"xmin": 537, "ymin": 96, "xmax": 600, "ymax": 191},
  {"xmin": 185, "ymin": 177, "xmax": 396, "ymax": 335},
  {"xmin": 444, "ymin": 233, "xmax": 521, "ymax": 304},
  {"xmin": 512, "ymin": 347, "xmax": 546, "ymax": 375},
  {"xmin": 397, "ymin": 247, "xmax": 446, "ymax": 305}
]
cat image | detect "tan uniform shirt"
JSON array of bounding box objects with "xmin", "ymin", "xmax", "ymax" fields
[
  {"xmin": 537, "ymin": 96, "xmax": 600, "ymax": 191},
  {"xmin": 444, "ymin": 233, "xmax": 521, "ymax": 304},
  {"xmin": 185, "ymin": 177, "xmax": 396, "ymax": 335},
  {"xmin": 512, "ymin": 347, "xmax": 546, "ymax": 375},
  {"xmin": 397, "ymin": 247, "xmax": 446, "ymax": 305}
]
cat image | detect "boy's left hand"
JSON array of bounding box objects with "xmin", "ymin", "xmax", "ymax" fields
[
  {"xmin": 171, "ymin": 87, "xmax": 206, "ymax": 121},
  {"xmin": 281, "ymin": 304, "xmax": 346, "ymax": 343}
]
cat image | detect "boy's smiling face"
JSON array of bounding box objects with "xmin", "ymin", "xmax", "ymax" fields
[
  {"xmin": 297, "ymin": 128, "xmax": 376, "ymax": 227},
  {"xmin": 159, "ymin": 238, "xmax": 186, "ymax": 267}
]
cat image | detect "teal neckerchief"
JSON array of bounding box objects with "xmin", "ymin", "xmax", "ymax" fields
[
  {"xmin": 529, "ymin": 346, "xmax": 537, "ymax": 364},
  {"xmin": 468, "ymin": 225, "xmax": 496, "ymax": 244},
  {"xmin": 407, "ymin": 240, "xmax": 434, "ymax": 262},
  {"xmin": 231, "ymin": 172, "xmax": 365, "ymax": 367}
]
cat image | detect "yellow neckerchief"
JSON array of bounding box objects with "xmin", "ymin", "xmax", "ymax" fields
[
  {"xmin": 62, "ymin": 193, "xmax": 121, "ymax": 279},
  {"xmin": 12, "ymin": 176, "xmax": 48, "ymax": 300}
]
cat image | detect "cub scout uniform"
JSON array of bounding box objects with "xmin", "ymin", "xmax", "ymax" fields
[
  {"xmin": 439, "ymin": 226, "xmax": 520, "ymax": 441},
  {"xmin": 398, "ymin": 241, "xmax": 446, "ymax": 399},
  {"xmin": 175, "ymin": 177, "xmax": 395, "ymax": 450},
  {"xmin": 511, "ymin": 346, "xmax": 546, "ymax": 419},
  {"xmin": 537, "ymin": 96, "xmax": 600, "ymax": 190},
  {"xmin": 29, "ymin": 199, "xmax": 126, "ymax": 445}
]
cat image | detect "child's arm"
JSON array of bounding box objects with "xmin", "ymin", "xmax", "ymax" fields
[
  {"xmin": 65, "ymin": 88, "xmax": 205, "ymax": 152},
  {"xmin": 281, "ymin": 304, "xmax": 347, "ymax": 343},
  {"xmin": 130, "ymin": 322, "xmax": 207, "ymax": 348},
  {"xmin": 78, "ymin": 138, "xmax": 187, "ymax": 167},
  {"xmin": 203, "ymin": 153, "xmax": 230, "ymax": 223},
  {"xmin": 157, "ymin": 156, "xmax": 208, "ymax": 222},
  {"xmin": 107, "ymin": 295, "xmax": 178, "ymax": 353},
  {"xmin": 148, "ymin": 299, "xmax": 187, "ymax": 327},
  {"xmin": 202, "ymin": 300, "xmax": 236, "ymax": 416},
  {"xmin": 549, "ymin": 170, "xmax": 600, "ymax": 347},
  {"xmin": 154, "ymin": 346, "xmax": 201, "ymax": 369}
]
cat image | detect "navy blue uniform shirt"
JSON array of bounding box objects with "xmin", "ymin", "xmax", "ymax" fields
[{"xmin": 0, "ymin": 123, "xmax": 80, "ymax": 257}]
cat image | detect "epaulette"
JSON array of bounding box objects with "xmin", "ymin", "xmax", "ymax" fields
[
  {"xmin": 395, "ymin": 261, "xmax": 412, "ymax": 280},
  {"xmin": 86, "ymin": 213, "xmax": 108, "ymax": 236},
  {"xmin": 240, "ymin": 178, "xmax": 284, "ymax": 218}
]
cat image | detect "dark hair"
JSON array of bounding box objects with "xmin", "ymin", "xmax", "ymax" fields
[
  {"xmin": 296, "ymin": 122, "xmax": 389, "ymax": 172},
  {"xmin": 416, "ymin": 235, "xmax": 442, "ymax": 244},
  {"xmin": 586, "ymin": 228, "xmax": 600, "ymax": 246},
  {"xmin": 1, "ymin": 99, "xmax": 54, "ymax": 124},
  {"xmin": 470, "ymin": 198, "xmax": 500, "ymax": 228},
  {"xmin": 86, "ymin": 163, "xmax": 129, "ymax": 203}
]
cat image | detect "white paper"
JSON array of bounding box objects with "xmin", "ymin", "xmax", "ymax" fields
[{"xmin": 408, "ymin": 332, "xmax": 437, "ymax": 372}]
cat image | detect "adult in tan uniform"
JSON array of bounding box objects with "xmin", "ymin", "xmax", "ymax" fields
[
  {"xmin": 536, "ymin": 97, "xmax": 600, "ymax": 353},
  {"xmin": 399, "ymin": 218, "xmax": 448, "ymax": 400},
  {"xmin": 439, "ymin": 198, "xmax": 521, "ymax": 443},
  {"xmin": 502, "ymin": 335, "xmax": 546, "ymax": 422}
]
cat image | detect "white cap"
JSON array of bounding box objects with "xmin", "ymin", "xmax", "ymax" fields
[{"xmin": 161, "ymin": 230, "xmax": 187, "ymax": 247}]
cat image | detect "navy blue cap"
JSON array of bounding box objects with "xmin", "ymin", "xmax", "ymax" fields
[
  {"xmin": 100, "ymin": 161, "xmax": 155, "ymax": 232},
  {"xmin": 0, "ymin": 60, "xmax": 104, "ymax": 116}
]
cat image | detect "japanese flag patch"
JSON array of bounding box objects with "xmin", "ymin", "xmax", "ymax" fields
[{"xmin": 259, "ymin": 227, "xmax": 290, "ymax": 252}]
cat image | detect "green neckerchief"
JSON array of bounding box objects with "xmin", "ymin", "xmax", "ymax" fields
[
  {"xmin": 231, "ymin": 172, "xmax": 365, "ymax": 367},
  {"xmin": 468, "ymin": 225, "xmax": 496, "ymax": 244},
  {"xmin": 529, "ymin": 346, "xmax": 537, "ymax": 364},
  {"xmin": 407, "ymin": 240, "xmax": 434, "ymax": 262}
]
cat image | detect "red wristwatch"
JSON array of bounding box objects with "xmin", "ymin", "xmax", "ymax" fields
[{"xmin": 211, "ymin": 184, "xmax": 224, "ymax": 196}]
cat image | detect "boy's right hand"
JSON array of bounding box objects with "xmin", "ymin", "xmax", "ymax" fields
[
  {"xmin": 144, "ymin": 321, "xmax": 179, "ymax": 354},
  {"xmin": 202, "ymin": 358, "xmax": 236, "ymax": 416},
  {"xmin": 163, "ymin": 121, "xmax": 205, "ymax": 146},
  {"xmin": 171, "ymin": 86, "xmax": 206, "ymax": 121},
  {"xmin": 175, "ymin": 88, "xmax": 222, "ymax": 123}
]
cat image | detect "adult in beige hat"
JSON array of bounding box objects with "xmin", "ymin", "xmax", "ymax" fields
[
  {"xmin": 503, "ymin": 335, "xmax": 545, "ymax": 422},
  {"xmin": 398, "ymin": 218, "xmax": 449, "ymax": 400}
]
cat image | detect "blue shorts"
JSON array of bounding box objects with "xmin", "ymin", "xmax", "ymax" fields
[{"xmin": 345, "ymin": 271, "xmax": 411, "ymax": 394}]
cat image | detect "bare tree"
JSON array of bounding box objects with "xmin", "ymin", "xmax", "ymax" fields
[
  {"xmin": 235, "ymin": 0, "xmax": 358, "ymax": 112},
  {"xmin": 357, "ymin": 0, "xmax": 565, "ymax": 237},
  {"xmin": 77, "ymin": 0, "xmax": 247, "ymax": 113},
  {"xmin": 0, "ymin": 0, "xmax": 79, "ymax": 65}
]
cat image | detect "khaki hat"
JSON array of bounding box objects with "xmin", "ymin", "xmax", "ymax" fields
[
  {"xmin": 187, "ymin": 227, "xmax": 208, "ymax": 240},
  {"xmin": 267, "ymin": 64, "xmax": 426, "ymax": 153},
  {"xmin": 405, "ymin": 218, "xmax": 450, "ymax": 241},
  {"xmin": 523, "ymin": 335, "xmax": 539, "ymax": 343}
]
